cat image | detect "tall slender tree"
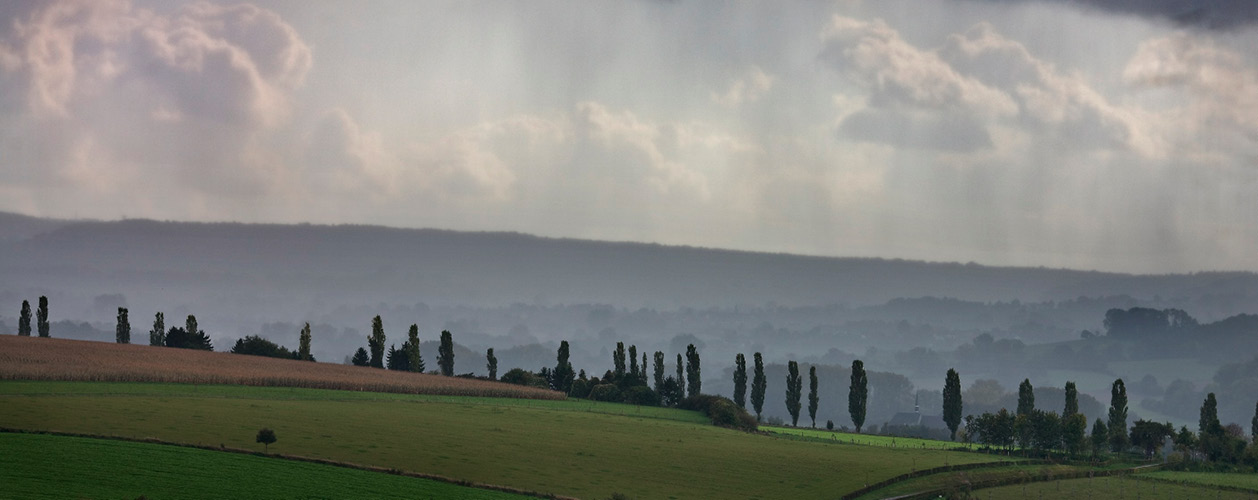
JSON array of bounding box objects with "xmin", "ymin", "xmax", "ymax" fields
[
  {"xmin": 149, "ymin": 312, "xmax": 164, "ymax": 346},
  {"xmin": 1252, "ymin": 401, "xmax": 1258, "ymax": 444},
  {"xmin": 486, "ymin": 348, "xmax": 497, "ymax": 380},
  {"xmin": 1017, "ymin": 379, "xmax": 1035, "ymax": 415},
  {"xmin": 652, "ymin": 351, "xmax": 665, "ymax": 392},
  {"xmin": 785, "ymin": 361, "xmax": 803, "ymax": 426},
  {"xmin": 943, "ymin": 368, "xmax": 962, "ymax": 441},
  {"xmin": 676, "ymin": 353, "xmax": 686, "ymax": 397},
  {"xmin": 367, "ymin": 316, "xmax": 386, "ymax": 368},
  {"xmin": 298, "ymin": 323, "xmax": 313, "ymax": 361},
  {"xmin": 1108, "ymin": 378, "xmax": 1129, "ymax": 452},
  {"xmin": 437, "ymin": 330, "xmax": 455, "ymax": 376},
  {"xmin": 733, "ymin": 353, "xmax": 748, "ymax": 409},
  {"xmin": 554, "ymin": 340, "xmax": 575, "ymax": 393},
  {"xmin": 807, "ymin": 365, "xmax": 819, "ymax": 428},
  {"xmin": 641, "ymin": 353, "xmax": 648, "ymax": 384},
  {"xmin": 849, "ymin": 359, "xmax": 868, "ymax": 433},
  {"xmin": 405, "ymin": 324, "xmax": 423, "ymax": 372},
  {"xmin": 1199, "ymin": 392, "xmax": 1222, "ymax": 438},
  {"xmin": 36, "ymin": 296, "xmax": 49, "ymax": 337},
  {"xmin": 751, "ymin": 352, "xmax": 767, "ymax": 422},
  {"xmin": 1064, "ymin": 381, "xmax": 1079, "ymax": 417},
  {"xmin": 18, "ymin": 300, "xmax": 31, "ymax": 336},
  {"xmin": 115, "ymin": 307, "xmax": 130, "ymax": 344},
  {"xmin": 685, "ymin": 344, "xmax": 701, "ymax": 397},
  {"xmin": 628, "ymin": 345, "xmax": 639, "ymax": 380},
  {"xmin": 613, "ymin": 342, "xmax": 627, "ymax": 378}
]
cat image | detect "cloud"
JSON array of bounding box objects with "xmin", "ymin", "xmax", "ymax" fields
[
  {"xmin": 959, "ymin": 0, "xmax": 1258, "ymax": 30},
  {"xmin": 711, "ymin": 66, "xmax": 775, "ymax": 107}
]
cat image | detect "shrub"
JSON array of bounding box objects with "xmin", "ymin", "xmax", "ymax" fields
[
  {"xmin": 569, "ymin": 378, "xmax": 592, "ymax": 399},
  {"xmin": 499, "ymin": 368, "xmax": 550, "ymax": 389},
  {"xmin": 679, "ymin": 394, "xmax": 758, "ymax": 431},
  {"xmin": 826, "ymin": 420, "xmax": 835, "ymax": 431},
  {"xmin": 588, "ymin": 384, "xmax": 621, "ymax": 402},
  {"xmin": 622, "ymin": 385, "xmax": 659, "ymax": 406}
]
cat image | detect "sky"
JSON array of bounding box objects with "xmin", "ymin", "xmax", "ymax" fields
[{"xmin": 0, "ymin": 0, "xmax": 1256, "ymax": 274}]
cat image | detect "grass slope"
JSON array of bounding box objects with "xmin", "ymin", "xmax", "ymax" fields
[
  {"xmin": 978, "ymin": 476, "xmax": 1253, "ymax": 499},
  {"xmin": 1140, "ymin": 471, "xmax": 1258, "ymax": 492},
  {"xmin": 0, "ymin": 336, "xmax": 561, "ymax": 400},
  {"xmin": 0, "ymin": 381, "xmax": 1005, "ymax": 500},
  {"xmin": 0, "ymin": 432, "xmax": 533, "ymax": 500},
  {"xmin": 763, "ymin": 426, "xmax": 974, "ymax": 451}
]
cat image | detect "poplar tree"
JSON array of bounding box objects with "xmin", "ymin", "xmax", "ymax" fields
[
  {"xmin": 437, "ymin": 330, "xmax": 455, "ymax": 376},
  {"xmin": 18, "ymin": 300, "xmax": 31, "ymax": 336},
  {"xmin": 785, "ymin": 361, "xmax": 802, "ymax": 426},
  {"xmin": 1064, "ymin": 381, "xmax": 1079, "ymax": 417},
  {"xmin": 486, "ymin": 348, "xmax": 497, "ymax": 380},
  {"xmin": 149, "ymin": 312, "xmax": 165, "ymax": 346},
  {"xmin": 406, "ymin": 324, "xmax": 424, "ymax": 372},
  {"xmin": 733, "ymin": 353, "xmax": 748, "ymax": 409},
  {"xmin": 652, "ymin": 351, "xmax": 665, "ymax": 392},
  {"xmin": 36, "ymin": 296, "xmax": 49, "ymax": 337},
  {"xmin": 115, "ymin": 307, "xmax": 130, "ymax": 344},
  {"xmin": 1108, "ymin": 378, "xmax": 1129, "ymax": 452},
  {"xmin": 1017, "ymin": 379, "xmax": 1035, "ymax": 415},
  {"xmin": 613, "ymin": 342, "xmax": 627, "ymax": 378},
  {"xmin": 943, "ymin": 368, "xmax": 962, "ymax": 441},
  {"xmin": 849, "ymin": 359, "xmax": 868, "ymax": 433},
  {"xmin": 685, "ymin": 344, "xmax": 701, "ymax": 397},
  {"xmin": 367, "ymin": 315, "xmax": 386, "ymax": 368},
  {"xmin": 1252, "ymin": 401, "xmax": 1258, "ymax": 444},
  {"xmin": 676, "ymin": 353, "xmax": 685, "ymax": 397},
  {"xmin": 628, "ymin": 345, "xmax": 639, "ymax": 379},
  {"xmin": 298, "ymin": 323, "xmax": 313, "ymax": 361},
  {"xmin": 554, "ymin": 340, "xmax": 575, "ymax": 393},
  {"xmin": 751, "ymin": 352, "xmax": 767, "ymax": 421},
  {"xmin": 1199, "ymin": 392, "xmax": 1222, "ymax": 438},
  {"xmin": 807, "ymin": 365, "xmax": 819, "ymax": 428}
]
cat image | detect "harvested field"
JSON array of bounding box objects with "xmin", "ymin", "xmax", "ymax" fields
[{"xmin": 0, "ymin": 336, "xmax": 563, "ymax": 400}]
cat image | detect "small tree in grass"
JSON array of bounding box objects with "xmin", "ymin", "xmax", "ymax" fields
[{"xmin": 256, "ymin": 428, "xmax": 276, "ymax": 453}]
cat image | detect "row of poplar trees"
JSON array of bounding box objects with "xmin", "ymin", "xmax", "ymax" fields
[
  {"xmin": 351, "ymin": 315, "xmax": 455, "ymax": 376},
  {"xmin": 15, "ymin": 297, "xmax": 50, "ymax": 337}
]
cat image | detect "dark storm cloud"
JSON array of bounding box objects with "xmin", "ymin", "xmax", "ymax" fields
[{"xmin": 966, "ymin": 0, "xmax": 1258, "ymax": 29}]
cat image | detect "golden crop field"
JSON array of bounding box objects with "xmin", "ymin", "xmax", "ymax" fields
[{"xmin": 0, "ymin": 336, "xmax": 563, "ymax": 400}]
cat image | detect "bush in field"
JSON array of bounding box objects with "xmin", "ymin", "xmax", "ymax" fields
[
  {"xmin": 679, "ymin": 394, "xmax": 757, "ymax": 432},
  {"xmin": 166, "ymin": 326, "xmax": 213, "ymax": 351},
  {"xmin": 256, "ymin": 428, "xmax": 276, "ymax": 453},
  {"xmin": 500, "ymin": 368, "xmax": 550, "ymax": 389},
  {"xmin": 589, "ymin": 383, "xmax": 621, "ymax": 402},
  {"xmin": 569, "ymin": 378, "xmax": 592, "ymax": 399},
  {"xmin": 622, "ymin": 385, "xmax": 659, "ymax": 406},
  {"xmin": 231, "ymin": 335, "xmax": 299, "ymax": 359}
]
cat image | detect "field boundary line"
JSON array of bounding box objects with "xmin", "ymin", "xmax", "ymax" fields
[
  {"xmin": 1127, "ymin": 473, "xmax": 1258, "ymax": 494},
  {"xmin": 878, "ymin": 462, "xmax": 1163, "ymax": 500},
  {"xmin": 0, "ymin": 428, "xmax": 580, "ymax": 500},
  {"xmin": 839, "ymin": 460, "xmax": 1040, "ymax": 500}
]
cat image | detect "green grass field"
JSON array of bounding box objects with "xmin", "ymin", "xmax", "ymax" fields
[
  {"xmin": 0, "ymin": 381, "xmax": 1005, "ymax": 499},
  {"xmin": 762, "ymin": 425, "xmax": 982, "ymax": 451},
  {"xmin": 850, "ymin": 464, "xmax": 1091, "ymax": 500},
  {"xmin": 976, "ymin": 475, "xmax": 1254, "ymax": 500},
  {"xmin": 1140, "ymin": 471, "xmax": 1258, "ymax": 492},
  {"xmin": 0, "ymin": 432, "xmax": 533, "ymax": 499}
]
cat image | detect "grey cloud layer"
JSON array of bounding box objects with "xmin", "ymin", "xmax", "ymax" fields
[
  {"xmin": 0, "ymin": 0, "xmax": 1256, "ymax": 273},
  {"xmin": 966, "ymin": 0, "xmax": 1258, "ymax": 29}
]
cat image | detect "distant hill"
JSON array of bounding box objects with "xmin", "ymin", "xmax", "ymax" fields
[{"xmin": 1, "ymin": 212, "xmax": 1256, "ymax": 311}]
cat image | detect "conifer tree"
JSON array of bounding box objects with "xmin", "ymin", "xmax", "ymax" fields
[
  {"xmin": 115, "ymin": 307, "xmax": 130, "ymax": 344},
  {"xmin": 351, "ymin": 347, "xmax": 370, "ymax": 366},
  {"xmin": 733, "ymin": 353, "xmax": 748, "ymax": 409},
  {"xmin": 438, "ymin": 330, "xmax": 455, "ymax": 376},
  {"xmin": 1017, "ymin": 379, "xmax": 1035, "ymax": 415},
  {"xmin": 751, "ymin": 352, "xmax": 766, "ymax": 421}
]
